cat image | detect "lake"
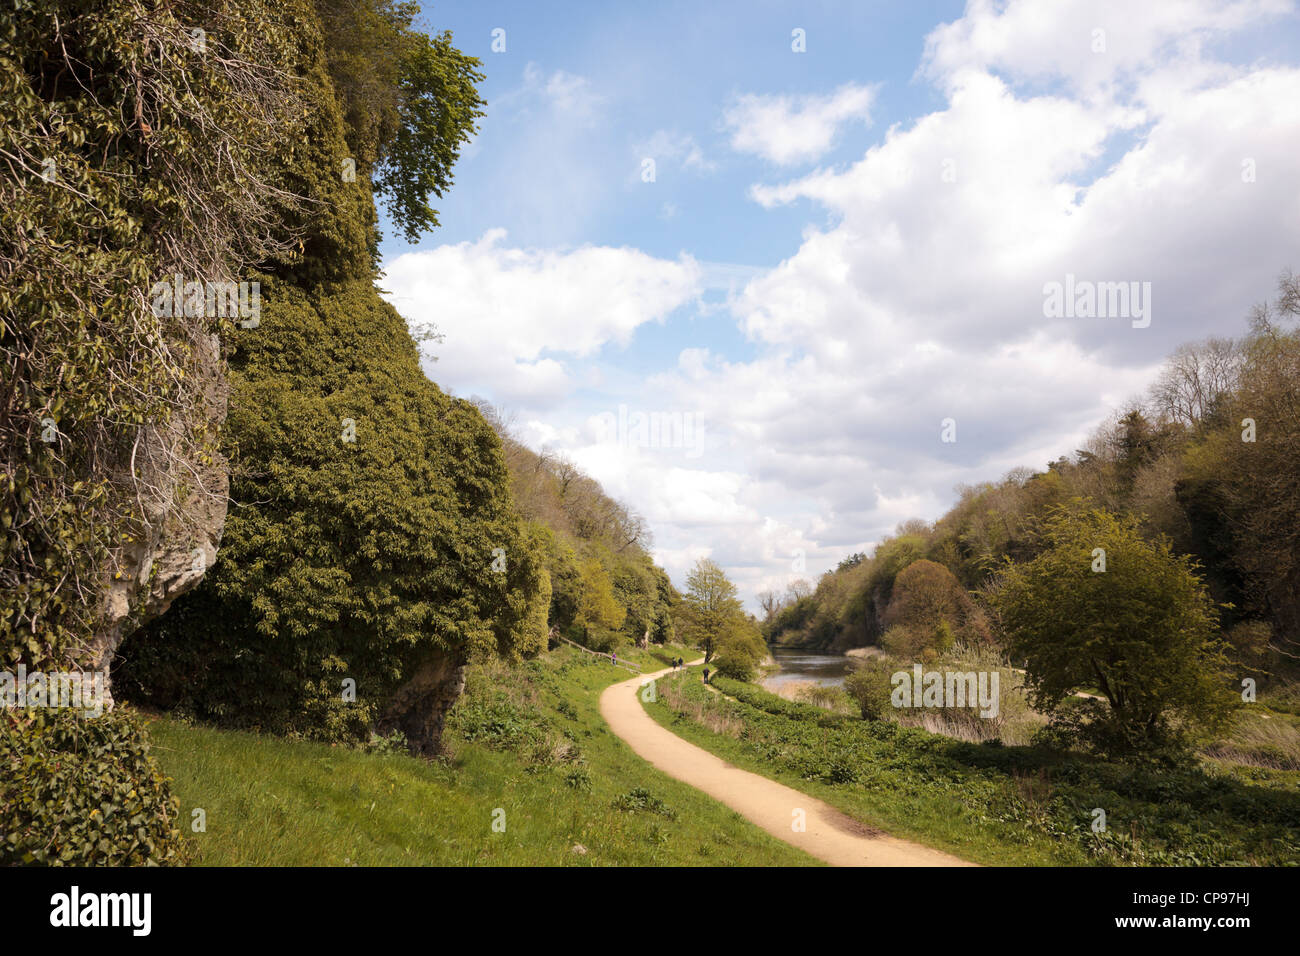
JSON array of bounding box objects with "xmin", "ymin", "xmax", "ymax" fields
[{"xmin": 762, "ymin": 645, "xmax": 854, "ymax": 691}]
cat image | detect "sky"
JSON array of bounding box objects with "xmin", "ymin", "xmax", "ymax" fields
[{"xmin": 381, "ymin": 0, "xmax": 1300, "ymax": 609}]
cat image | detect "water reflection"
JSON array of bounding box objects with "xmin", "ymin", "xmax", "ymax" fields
[{"xmin": 762, "ymin": 645, "xmax": 853, "ymax": 690}]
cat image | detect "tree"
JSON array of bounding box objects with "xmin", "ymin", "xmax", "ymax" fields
[
  {"xmin": 1196, "ymin": 280, "xmax": 1300, "ymax": 655},
  {"xmin": 316, "ymin": 0, "xmax": 486, "ymax": 244},
  {"xmin": 882, "ymin": 558, "xmax": 982, "ymax": 660},
  {"xmin": 1148, "ymin": 337, "xmax": 1241, "ymax": 428},
  {"xmin": 573, "ymin": 556, "xmax": 626, "ymax": 650},
  {"xmin": 756, "ymin": 589, "xmax": 784, "ymax": 622},
  {"xmin": 990, "ymin": 505, "xmax": 1236, "ymax": 758},
  {"xmin": 678, "ymin": 558, "xmax": 745, "ymax": 663},
  {"xmin": 844, "ymin": 657, "xmax": 896, "ymax": 719},
  {"xmin": 711, "ymin": 616, "xmax": 767, "ymax": 681}
]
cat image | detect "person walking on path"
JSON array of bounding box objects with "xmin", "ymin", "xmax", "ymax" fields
[{"xmin": 702, "ymin": 667, "xmax": 710, "ymax": 685}]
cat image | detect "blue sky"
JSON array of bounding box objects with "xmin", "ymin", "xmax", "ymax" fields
[{"xmin": 382, "ymin": 0, "xmax": 1300, "ymax": 607}]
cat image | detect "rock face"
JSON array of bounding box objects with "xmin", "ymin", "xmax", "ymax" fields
[
  {"xmin": 92, "ymin": 333, "xmax": 229, "ymax": 708},
  {"xmin": 377, "ymin": 649, "xmax": 467, "ymax": 757}
]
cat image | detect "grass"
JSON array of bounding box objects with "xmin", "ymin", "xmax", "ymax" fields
[
  {"xmin": 1202, "ymin": 705, "xmax": 1300, "ymax": 771},
  {"xmin": 646, "ymin": 667, "xmax": 1300, "ymax": 866},
  {"xmin": 143, "ymin": 643, "xmax": 817, "ymax": 866}
]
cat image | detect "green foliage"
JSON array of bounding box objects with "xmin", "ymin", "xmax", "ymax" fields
[
  {"xmin": 447, "ymin": 660, "xmax": 582, "ymax": 771},
  {"xmin": 844, "ymin": 658, "xmax": 897, "ymax": 720},
  {"xmin": 656, "ymin": 671, "xmax": 1300, "ymax": 865},
  {"xmin": 711, "ymin": 644, "xmax": 757, "ymax": 681},
  {"xmin": 880, "ymin": 559, "xmax": 986, "ymax": 660},
  {"xmin": 573, "ymin": 554, "xmax": 626, "ymax": 650},
  {"xmin": 1, "ymin": 708, "xmax": 186, "ymax": 865},
  {"xmin": 116, "ymin": 2, "xmax": 545, "ymax": 748},
  {"xmin": 118, "ymin": 278, "xmax": 547, "ymax": 742},
  {"xmin": 991, "ymin": 505, "xmax": 1237, "ymax": 759},
  {"xmin": 316, "ymin": 1, "xmax": 485, "ymax": 244},
  {"xmin": 711, "ymin": 617, "xmax": 768, "ymax": 681},
  {"xmin": 678, "ymin": 558, "xmax": 746, "ymax": 661},
  {"xmin": 1, "ymin": 0, "xmax": 306, "ymax": 672},
  {"xmin": 611, "ymin": 787, "xmax": 677, "ymax": 820}
]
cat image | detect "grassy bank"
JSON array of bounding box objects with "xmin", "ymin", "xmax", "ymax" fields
[
  {"xmin": 144, "ymin": 644, "xmax": 816, "ymax": 866},
  {"xmin": 646, "ymin": 668, "xmax": 1300, "ymax": 866}
]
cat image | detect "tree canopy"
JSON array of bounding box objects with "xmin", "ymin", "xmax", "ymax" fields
[{"xmin": 990, "ymin": 505, "xmax": 1236, "ymax": 757}]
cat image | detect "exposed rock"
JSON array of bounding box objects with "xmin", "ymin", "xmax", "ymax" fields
[
  {"xmin": 377, "ymin": 648, "xmax": 467, "ymax": 758},
  {"xmin": 91, "ymin": 332, "xmax": 229, "ymax": 709}
]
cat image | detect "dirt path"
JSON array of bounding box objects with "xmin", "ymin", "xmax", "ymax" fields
[{"xmin": 599, "ymin": 661, "xmax": 974, "ymax": 867}]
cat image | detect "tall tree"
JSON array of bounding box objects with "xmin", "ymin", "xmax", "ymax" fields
[
  {"xmin": 679, "ymin": 558, "xmax": 745, "ymax": 662},
  {"xmin": 573, "ymin": 556, "xmax": 626, "ymax": 649}
]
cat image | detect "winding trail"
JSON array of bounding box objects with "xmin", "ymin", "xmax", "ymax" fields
[{"xmin": 599, "ymin": 660, "xmax": 974, "ymax": 867}]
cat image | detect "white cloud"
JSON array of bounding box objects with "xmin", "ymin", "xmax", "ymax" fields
[
  {"xmin": 382, "ymin": 230, "xmax": 701, "ymax": 408},
  {"xmin": 673, "ymin": 1, "xmax": 1300, "ymax": 602},
  {"xmin": 504, "ymin": 63, "xmax": 606, "ymax": 121},
  {"xmin": 921, "ymin": 0, "xmax": 1292, "ymax": 97},
  {"xmin": 636, "ymin": 129, "xmax": 715, "ymax": 174},
  {"xmin": 385, "ymin": 2, "xmax": 1300, "ymax": 610},
  {"xmin": 723, "ymin": 83, "xmax": 877, "ymax": 165}
]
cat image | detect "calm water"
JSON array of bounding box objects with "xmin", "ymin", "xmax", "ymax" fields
[{"xmin": 762, "ymin": 645, "xmax": 853, "ymax": 690}]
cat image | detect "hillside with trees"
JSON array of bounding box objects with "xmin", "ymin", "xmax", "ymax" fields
[
  {"xmin": 767, "ymin": 280, "xmax": 1300, "ymax": 675},
  {"xmin": 475, "ymin": 404, "xmax": 680, "ymax": 653},
  {"xmin": 762, "ymin": 279, "xmax": 1300, "ymax": 760}
]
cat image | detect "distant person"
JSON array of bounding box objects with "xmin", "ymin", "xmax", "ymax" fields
[
  {"xmin": 611, "ymin": 651, "xmax": 617, "ymax": 666},
  {"xmin": 703, "ymin": 667, "xmax": 710, "ymax": 684}
]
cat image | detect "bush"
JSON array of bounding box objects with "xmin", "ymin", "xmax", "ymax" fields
[
  {"xmin": 712, "ymin": 643, "xmax": 758, "ymax": 681},
  {"xmin": 611, "ymin": 787, "xmax": 676, "ymax": 820},
  {"xmin": 991, "ymin": 505, "xmax": 1237, "ymax": 758},
  {"xmin": 1, "ymin": 708, "xmax": 186, "ymax": 866},
  {"xmin": 844, "ymin": 658, "xmax": 896, "ymax": 719}
]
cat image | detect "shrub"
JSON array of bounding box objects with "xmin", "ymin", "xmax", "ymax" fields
[
  {"xmin": 1, "ymin": 708, "xmax": 186, "ymax": 866},
  {"xmin": 611, "ymin": 787, "xmax": 676, "ymax": 820},
  {"xmin": 844, "ymin": 658, "xmax": 896, "ymax": 719},
  {"xmin": 712, "ymin": 643, "xmax": 758, "ymax": 681},
  {"xmin": 991, "ymin": 505, "xmax": 1238, "ymax": 758}
]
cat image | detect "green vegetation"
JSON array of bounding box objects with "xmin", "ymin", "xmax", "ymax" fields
[
  {"xmin": 650, "ymin": 669, "xmax": 1300, "ymax": 866},
  {"xmin": 7, "ymin": 0, "xmax": 1298, "ymax": 870},
  {"xmin": 676, "ymin": 558, "xmax": 766, "ymax": 678},
  {"xmin": 1, "ymin": 0, "xmax": 304, "ymax": 670},
  {"xmin": 143, "ymin": 645, "xmax": 815, "ymax": 866},
  {"xmin": 478, "ymin": 405, "xmax": 679, "ymax": 654},
  {"xmin": 1, "ymin": 0, "xmax": 318, "ymax": 864},
  {"xmin": 117, "ymin": 1, "xmax": 550, "ymax": 757},
  {"xmin": 992, "ymin": 506, "xmax": 1236, "ymax": 760},
  {"xmin": 1, "ymin": 708, "xmax": 186, "ymax": 865},
  {"xmin": 762, "ymin": 281, "xmax": 1300, "ymax": 760}
]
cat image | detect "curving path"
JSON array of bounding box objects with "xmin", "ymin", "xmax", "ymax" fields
[{"xmin": 599, "ymin": 660, "xmax": 974, "ymax": 867}]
